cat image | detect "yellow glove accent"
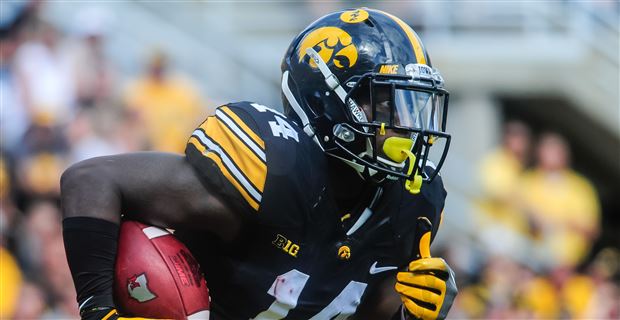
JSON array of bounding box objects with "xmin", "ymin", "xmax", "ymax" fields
[{"xmin": 395, "ymin": 258, "xmax": 458, "ymax": 320}]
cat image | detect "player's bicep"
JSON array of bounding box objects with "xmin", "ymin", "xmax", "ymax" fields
[{"xmin": 62, "ymin": 152, "xmax": 241, "ymax": 241}]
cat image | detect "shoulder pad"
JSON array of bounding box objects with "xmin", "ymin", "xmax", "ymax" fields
[{"xmin": 186, "ymin": 102, "xmax": 326, "ymax": 226}]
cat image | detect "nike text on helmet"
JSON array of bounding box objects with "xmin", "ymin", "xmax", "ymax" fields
[{"xmin": 281, "ymin": 8, "xmax": 451, "ymax": 185}]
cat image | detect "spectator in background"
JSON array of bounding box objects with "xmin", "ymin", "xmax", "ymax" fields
[
  {"xmin": 479, "ymin": 121, "xmax": 531, "ymax": 200},
  {"xmin": 520, "ymin": 132, "xmax": 601, "ymax": 270},
  {"xmin": 0, "ymin": 157, "xmax": 18, "ymax": 243},
  {"xmin": 11, "ymin": 280, "xmax": 48, "ymax": 320},
  {"xmin": 14, "ymin": 21, "xmax": 76, "ymax": 127},
  {"xmin": 475, "ymin": 121, "xmax": 532, "ymax": 259},
  {"xmin": 124, "ymin": 50, "xmax": 204, "ymax": 153},
  {"xmin": 67, "ymin": 6, "xmax": 116, "ymax": 109},
  {"xmin": 13, "ymin": 116, "xmax": 68, "ymax": 203},
  {"xmin": 66, "ymin": 110, "xmax": 126, "ymax": 163},
  {"xmin": 0, "ymin": 21, "xmax": 29, "ymax": 155},
  {"xmin": 0, "ymin": 246, "xmax": 22, "ymax": 319},
  {"xmin": 14, "ymin": 201, "xmax": 63, "ymax": 277}
]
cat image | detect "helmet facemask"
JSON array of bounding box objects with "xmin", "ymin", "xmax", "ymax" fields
[{"xmin": 332, "ymin": 64, "xmax": 451, "ymax": 191}]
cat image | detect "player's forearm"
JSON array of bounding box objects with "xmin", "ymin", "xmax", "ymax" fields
[{"xmin": 61, "ymin": 158, "xmax": 123, "ymax": 316}]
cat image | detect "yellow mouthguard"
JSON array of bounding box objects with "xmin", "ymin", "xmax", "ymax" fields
[
  {"xmin": 382, "ymin": 137, "xmax": 422, "ymax": 194},
  {"xmin": 382, "ymin": 137, "xmax": 413, "ymax": 163}
]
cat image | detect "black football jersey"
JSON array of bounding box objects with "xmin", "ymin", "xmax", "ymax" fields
[{"xmin": 181, "ymin": 101, "xmax": 446, "ymax": 319}]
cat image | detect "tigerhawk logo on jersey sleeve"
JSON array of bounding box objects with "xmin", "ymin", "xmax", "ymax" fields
[{"xmin": 298, "ymin": 27, "xmax": 358, "ymax": 69}]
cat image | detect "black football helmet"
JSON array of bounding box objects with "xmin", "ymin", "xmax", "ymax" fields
[{"xmin": 281, "ymin": 8, "xmax": 450, "ymax": 190}]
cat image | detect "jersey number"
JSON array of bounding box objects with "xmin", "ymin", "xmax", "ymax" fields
[
  {"xmin": 250, "ymin": 103, "xmax": 299, "ymax": 142},
  {"xmin": 269, "ymin": 116, "xmax": 299, "ymax": 142},
  {"xmin": 253, "ymin": 269, "xmax": 368, "ymax": 320}
]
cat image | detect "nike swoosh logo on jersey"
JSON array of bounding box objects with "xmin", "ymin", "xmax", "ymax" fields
[{"xmin": 369, "ymin": 261, "xmax": 398, "ymax": 274}]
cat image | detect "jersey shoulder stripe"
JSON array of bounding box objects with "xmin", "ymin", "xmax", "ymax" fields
[
  {"xmin": 199, "ymin": 117, "xmax": 266, "ymax": 192},
  {"xmin": 201, "ymin": 110, "xmax": 266, "ymax": 186},
  {"xmin": 188, "ymin": 107, "xmax": 267, "ymax": 211},
  {"xmin": 189, "ymin": 129, "xmax": 263, "ymax": 210},
  {"xmin": 218, "ymin": 106, "xmax": 265, "ymax": 152}
]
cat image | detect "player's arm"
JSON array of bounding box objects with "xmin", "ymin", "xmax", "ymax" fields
[
  {"xmin": 353, "ymin": 259, "xmax": 457, "ymax": 320},
  {"xmin": 355, "ymin": 222, "xmax": 457, "ymax": 320},
  {"xmin": 355, "ymin": 245, "xmax": 457, "ymax": 320},
  {"xmin": 61, "ymin": 152, "xmax": 241, "ymax": 319},
  {"xmin": 393, "ymin": 219, "xmax": 457, "ymax": 320}
]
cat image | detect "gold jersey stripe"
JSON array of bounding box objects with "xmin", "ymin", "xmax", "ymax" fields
[
  {"xmin": 188, "ymin": 137, "xmax": 260, "ymax": 210},
  {"xmin": 189, "ymin": 136, "xmax": 207, "ymax": 154},
  {"xmin": 205, "ymin": 153, "xmax": 260, "ymax": 211},
  {"xmin": 101, "ymin": 310, "xmax": 117, "ymax": 320},
  {"xmin": 377, "ymin": 10, "xmax": 427, "ymax": 65},
  {"xmin": 200, "ymin": 117, "xmax": 266, "ymax": 192},
  {"xmin": 220, "ymin": 106, "xmax": 265, "ymax": 149}
]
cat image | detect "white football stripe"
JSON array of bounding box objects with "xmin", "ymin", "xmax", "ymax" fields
[
  {"xmin": 188, "ymin": 310, "xmax": 210, "ymax": 320},
  {"xmin": 193, "ymin": 130, "xmax": 262, "ymax": 203},
  {"xmin": 142, "ymin": 226, "xmax": 170, "ymax": 239},
  {"xmin": 215, "ymin": 109, "xmax": 266, "ymax": 162}
]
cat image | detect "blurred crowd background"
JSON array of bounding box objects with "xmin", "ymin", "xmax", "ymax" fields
[{"xmin": 0, "ymin": 1, "xmax": 618, "ymax": 319}]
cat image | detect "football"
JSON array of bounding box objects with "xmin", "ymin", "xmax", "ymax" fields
[{"xmin": 114, "ymin": 220, "xmax": 210, "ymax": 319}]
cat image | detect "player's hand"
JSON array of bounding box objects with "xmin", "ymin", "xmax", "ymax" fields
[
  {"xmin": 81, "ymin": 307, "xmax": 168, "ymax": 320},
  {"xmin": 394, "ymin": 257, "xmax": 458, "ymax": 320}
]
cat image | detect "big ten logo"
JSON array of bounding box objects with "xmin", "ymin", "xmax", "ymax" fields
[
  {"xmin": 298, "ymin": 27, "xmax": 358, "ymax": 69},
  {"xmin": 272, "ymin": 234, "xmax": 300, "ymax": 258}
]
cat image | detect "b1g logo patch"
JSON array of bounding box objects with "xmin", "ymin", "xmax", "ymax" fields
[
  {"xmin": 127, "ymin": 273, "xmax": 157, "ymax": 302},
  {"xmin": 272, "ymin": 234, "xmax": 300, "ymax": 258}
]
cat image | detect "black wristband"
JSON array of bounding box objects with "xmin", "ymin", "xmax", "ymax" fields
[{"xmin": 63, "ymin": 217, "xmax": 119, "ymax": 311}]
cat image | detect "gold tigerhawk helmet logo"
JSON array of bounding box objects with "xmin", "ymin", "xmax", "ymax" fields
[{"xmin": 298, "ymin": 27, "xmax": 358, "ymax": 69}]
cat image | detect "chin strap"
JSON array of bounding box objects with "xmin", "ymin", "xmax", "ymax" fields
[{"xmin": 401, "ymin": 149, "xmax": 423, "ymax": 194}]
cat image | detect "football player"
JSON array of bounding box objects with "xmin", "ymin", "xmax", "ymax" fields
[{"xmin": 61, "ymin": 8, "xmax": 457, "ymax": 320}]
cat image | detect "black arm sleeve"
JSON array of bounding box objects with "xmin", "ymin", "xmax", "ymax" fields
[{"xmin": 63, "ymin": 217, "xmax": 118, "ymax": 311}]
